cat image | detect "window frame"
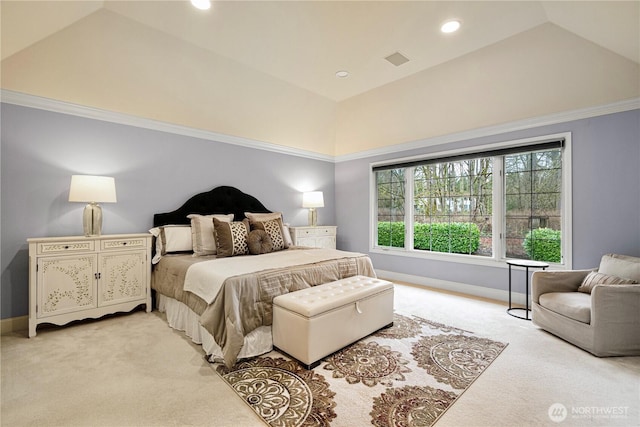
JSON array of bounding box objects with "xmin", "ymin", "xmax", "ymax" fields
[{"xmin": 370, "ymin": 132, "xmax": 572, "ymax": 269}]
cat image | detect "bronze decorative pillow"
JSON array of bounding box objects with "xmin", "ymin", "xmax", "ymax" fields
[
  {"xmin": 247, "ymin": 229, "xmax": 273, "ymax": 255},
  {"xmin": 246, "ymin": 212, "xmax": 289, "ymax": 248},
  {"xmin": 213, "ymin": 218, "xmax": 250, "ymax": 257},
  {"xmin": 577, "ymin": 271, "xmax": 637, "ymax": 294},
  {"xmin": 251, "ymin": 218, "xmax": 286, "ymax": 251}
]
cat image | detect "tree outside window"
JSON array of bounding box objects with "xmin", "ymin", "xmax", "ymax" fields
[{"xmin": 374, "ymin": 140, "xmax": 565, "ymax": 264}]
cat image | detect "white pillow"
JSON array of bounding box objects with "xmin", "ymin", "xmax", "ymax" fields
[
  {"xmin": 149, "ymin": 225, "xmax": 193, "ymax": 264},
  {"xmin": 282, "ymin": 223, "xmax": 293, "ymax": 248},
  {"xmin": 598, "ymin": 254, "xmax": 640, "ymax": 282},
  {"xmin": 188, "ymin": 214, "xmax": 234, "ymax": 256}
]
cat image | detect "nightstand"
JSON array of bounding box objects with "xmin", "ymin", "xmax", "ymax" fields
[
  {"xmin": 27, "ymin": 233, "xmax": 152, "ymax": 337},
  {"xmin": 289, "ymin": 226, "xmax": 337, "ymax": 249}
]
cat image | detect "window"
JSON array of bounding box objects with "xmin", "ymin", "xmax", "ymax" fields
[
  {"xmin": 504, "ymin": 150, "xmax": 563, "ymax": 261},
  {"xmin": 376, "ymin": 168, "xmax": 405, "ymax": 247},
  {"xmin": 372, "ymin": 134, "xmax": 571, "ymax": 265},
  {"xmin": 413, "ymin": 158, "xmax": 493, "ymax": 256}
]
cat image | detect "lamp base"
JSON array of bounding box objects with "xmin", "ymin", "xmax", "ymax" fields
[
  {"xmin": 307, "ymin": 208, "xmax": 318, "ymax": 227},
  {"xmin": 82, "ymin": 202, "xmax": 103, "ymax": 236}
]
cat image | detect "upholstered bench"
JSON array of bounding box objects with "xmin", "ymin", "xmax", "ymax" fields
[{"xmin": 272, "ymin": 275, "xmax": 394, "ymax": 369}]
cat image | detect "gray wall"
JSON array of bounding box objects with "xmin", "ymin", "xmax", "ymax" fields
[
  {"xmin": 3, "ymin": 104, "xmax": 639, "ymax": 319},
  {"xmin": 336, "ymin": 109, "xmax": 640, "ymax": 293},
  {"xmin": 1, "ymin": 103, "xmax": 336, "ymax": 319}
]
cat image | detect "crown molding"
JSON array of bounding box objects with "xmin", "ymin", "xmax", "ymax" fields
[
  {"xmin": 2, "ymin": 90, "xmax": 637, "ymax": 164},
  {"xmin": 0, "ymin": 89, "xmax": 334, "ymax": 163},
  {"xmin": 335, "ymin": 97, "xmax": 640, "ymax": 163}
]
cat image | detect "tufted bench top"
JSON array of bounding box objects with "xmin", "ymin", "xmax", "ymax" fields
[{"xmin": 273, "ymin": 275, "xmax": 393, "ymax": 318}]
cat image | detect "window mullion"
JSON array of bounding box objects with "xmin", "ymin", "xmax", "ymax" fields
[
  {"xmin": 492, "ymin": 157, "xmax": 504, "ymax": 260},
  {"xmin": 406, "ymin": 167, "xmax": 415, "ymax": 250}
]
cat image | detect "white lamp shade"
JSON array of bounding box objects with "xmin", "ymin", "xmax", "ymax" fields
[
  {"xmin": 302, "ymin": 191, "xmax": 324, "ymax": 208},
  {"xmin": 69, "ymin": 175, "xmax": 117, "ymax": 203}
]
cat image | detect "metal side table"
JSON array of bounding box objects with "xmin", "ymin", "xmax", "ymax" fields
[{"xmin": 507, "ymin": 259, "xmax": 549, "ymax": 320}]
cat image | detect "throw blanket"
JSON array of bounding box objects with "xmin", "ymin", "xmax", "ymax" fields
[{"xmin": 184, "ymin": 248, "xmax": 368, "ymax": 304}]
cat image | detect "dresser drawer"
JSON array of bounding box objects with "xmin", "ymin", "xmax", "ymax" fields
[
  {"xmin": 38, "ymin": 240, "xmax": 95, "ymax": 254},
  {"xmin": 295, "ymin": 227, "xmax": 336, "ymax": 237},
  {"xmin": 289, "ymin": 226, "xmax": 337, "ymax": 249},
  {"xmin": 101, "ymin": 237, "xmax": 148, "ymax": 250}
]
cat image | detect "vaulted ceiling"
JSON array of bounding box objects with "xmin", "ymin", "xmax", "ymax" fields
[
  {"xmin": 2, "ymin": 1, "xmax": 639, "ymax": 156},
  {"xmin": 4, "ymin": 0, "xmax": 639, "ymax": 101}
]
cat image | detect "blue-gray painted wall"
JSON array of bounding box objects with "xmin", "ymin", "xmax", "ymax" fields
[
  {"xmin": 2, "ymin": 104, "xmax": 639, "ymax": 320},
  {"xmin": 1, "ymin": 103, "xmax": 335, "ymax": 319},
  {"xmin": 336, "ymin": 110, "xmax": 640, "ymax": 292}
]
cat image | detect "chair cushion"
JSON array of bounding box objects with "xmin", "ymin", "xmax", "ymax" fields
[
  {"xmin": 599, "ymin": 254, "xmax": 640, "ymax": 282},
  {"xmin": 577, "ymin": 271, "xmax": 637, "ymax": 294},
  {"xmin": 539, "ymin": 292, "xmax": 592, "ymax": 324}
]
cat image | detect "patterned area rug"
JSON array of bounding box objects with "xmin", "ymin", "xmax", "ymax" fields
[{"xmin": 215, "ymin": 314, "xmax": 507, "ymax": 427}]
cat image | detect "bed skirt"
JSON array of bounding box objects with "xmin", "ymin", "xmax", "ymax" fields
[{"xmin": 156, "ymin": 294, "xmax": 273, "ymax": 362}]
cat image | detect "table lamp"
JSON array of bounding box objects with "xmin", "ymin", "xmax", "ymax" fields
[
  {"xmin": 302, "ymin": 191, "xmax": 324, "ymax": 226},
  {"xmin": 69, "ymin": 175, "xmax": 117, "ymax": 236}
]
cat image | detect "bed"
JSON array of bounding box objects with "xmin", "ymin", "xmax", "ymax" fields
[{"xmin": 150, "ymin": 186, "xmax": 376, "ymax": 367}]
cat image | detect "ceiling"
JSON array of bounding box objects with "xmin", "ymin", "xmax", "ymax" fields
[{"xmin": 2, "ymin": 1, "xmax": 639, "ymax": 102}]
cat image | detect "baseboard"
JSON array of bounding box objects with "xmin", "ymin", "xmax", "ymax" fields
[
  {"xmin": 0, "ymin": 275, "xmax": 525, "ymax": 335},
  {"xmin": 375, "ymin": 269, "xmax": 528, "ymax": 305},
  {"xmin": 1, "ymin": 316, "xmax": 28, "ymax": 335}
]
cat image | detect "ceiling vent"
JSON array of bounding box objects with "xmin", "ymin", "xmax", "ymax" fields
[{"xmin": 385, "ymin": 52, "xmax": 410, "ymax": 67}]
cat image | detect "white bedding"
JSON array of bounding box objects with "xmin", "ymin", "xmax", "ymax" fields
[
  {"xmin": 157, "ymin": 294, "xmax": 272, "ymax": 361},
  {"xmin": 183, "ymin": 248, "xmax": 367, "ymax": 303}
]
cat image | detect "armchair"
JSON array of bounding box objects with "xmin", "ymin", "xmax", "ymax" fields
[{"xmin": 532, "ymin": 253, "xmax": 640, "ymax": 356}]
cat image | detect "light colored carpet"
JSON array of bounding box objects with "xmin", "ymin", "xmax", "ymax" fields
[{"xmin": 2, "ymin": 282, "xmax": 639, "ymax": 426}]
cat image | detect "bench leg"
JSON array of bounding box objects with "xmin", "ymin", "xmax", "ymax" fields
[{"xmin": 273, "ymin": 346, "xmax": 321, "ymax": 370}]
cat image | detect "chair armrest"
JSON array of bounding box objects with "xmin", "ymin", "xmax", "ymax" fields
[
  {"xmin": 591, "ymin": 284, "xmax": 640, "ymax": 326},
  {"xmin": 532, "ymin": 269, "xmax": 594, "ymax": 303}
]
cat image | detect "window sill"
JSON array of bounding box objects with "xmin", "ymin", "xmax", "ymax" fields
[{"xmin": 370, "ymin": 247, "xmax": 565, "ymax": 270}]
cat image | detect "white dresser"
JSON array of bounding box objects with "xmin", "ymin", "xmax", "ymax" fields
[
  {"xmin": 27, "ymin": 233, "xmax": 152, "ymax": 337},
  {"xmin": 289, "ymin": 226, "xmax": 337, "ymax": 249}
]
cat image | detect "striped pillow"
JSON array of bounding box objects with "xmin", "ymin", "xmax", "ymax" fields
[
  {"xmin": 188, "ymin": 213, "xmax": 233, "ymax": 256},
  {"xmin": 577, "ymin": 271, "xmax": 637, "ymax": 294}
]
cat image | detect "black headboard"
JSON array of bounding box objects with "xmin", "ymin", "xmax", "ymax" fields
[{"xmin": 153, "ymin": 186, "xmax": 272, "ymax": 227}]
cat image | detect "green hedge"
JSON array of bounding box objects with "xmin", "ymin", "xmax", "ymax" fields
[
  {"xmin": 377, "ymin": 221, "xmax": 405, "ymax": 248},
  {"xmin": 523, "ymin": 228, "xmax": 561, "ymax": 262},
  {"xmin": 378, "ymin": 222, "xmax": 480, "ymax": 254}
]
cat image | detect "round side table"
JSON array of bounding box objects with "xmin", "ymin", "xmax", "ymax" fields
[{"xmin": 507, "ymin": 259, "xmax": 549, "ymax": 320}]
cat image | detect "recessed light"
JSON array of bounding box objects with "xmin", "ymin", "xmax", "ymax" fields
[
  {"xmin": 335, "ymin": 70, "xmax": 349, "ymax": 78},
  {"xmin": 441, "ymin": 19, "xmax": 461, "ymax": 33},
  {"xmin": 191, "ymin": 0, "xmax": 211, "ymax": 10}
]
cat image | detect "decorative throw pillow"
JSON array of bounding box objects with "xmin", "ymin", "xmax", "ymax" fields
[
  {"xmin": 247, "ymin": 229, "xmax": 273, "ymax": 255},
  {"xmin": 149, "ymin": 225, "xmax": 193, "ymax": 264},
  {"xmin": 213, "ymin": 218, "xmax": 250, "ymax": 257},
  {"xmin": 577, "ymin": 271, "xmax": 637, "ymax": 294},
  {"xmin": 187, "ymin": 213, "xmax": 233, "ymax": 256},
  {"xmin": 251, "ymin": 218, "xmax": 286, "ymax": 251},
  {"xmin": 245, "ymin": 212, "xmax": 283, "ymax": 222},
  {"xmin": 245, "ymin": 212, "xmax": 289, "ymax": 249},
  {"xmin": 598, "ymin": 254, "xmax": 640, "ymax": 283}
]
